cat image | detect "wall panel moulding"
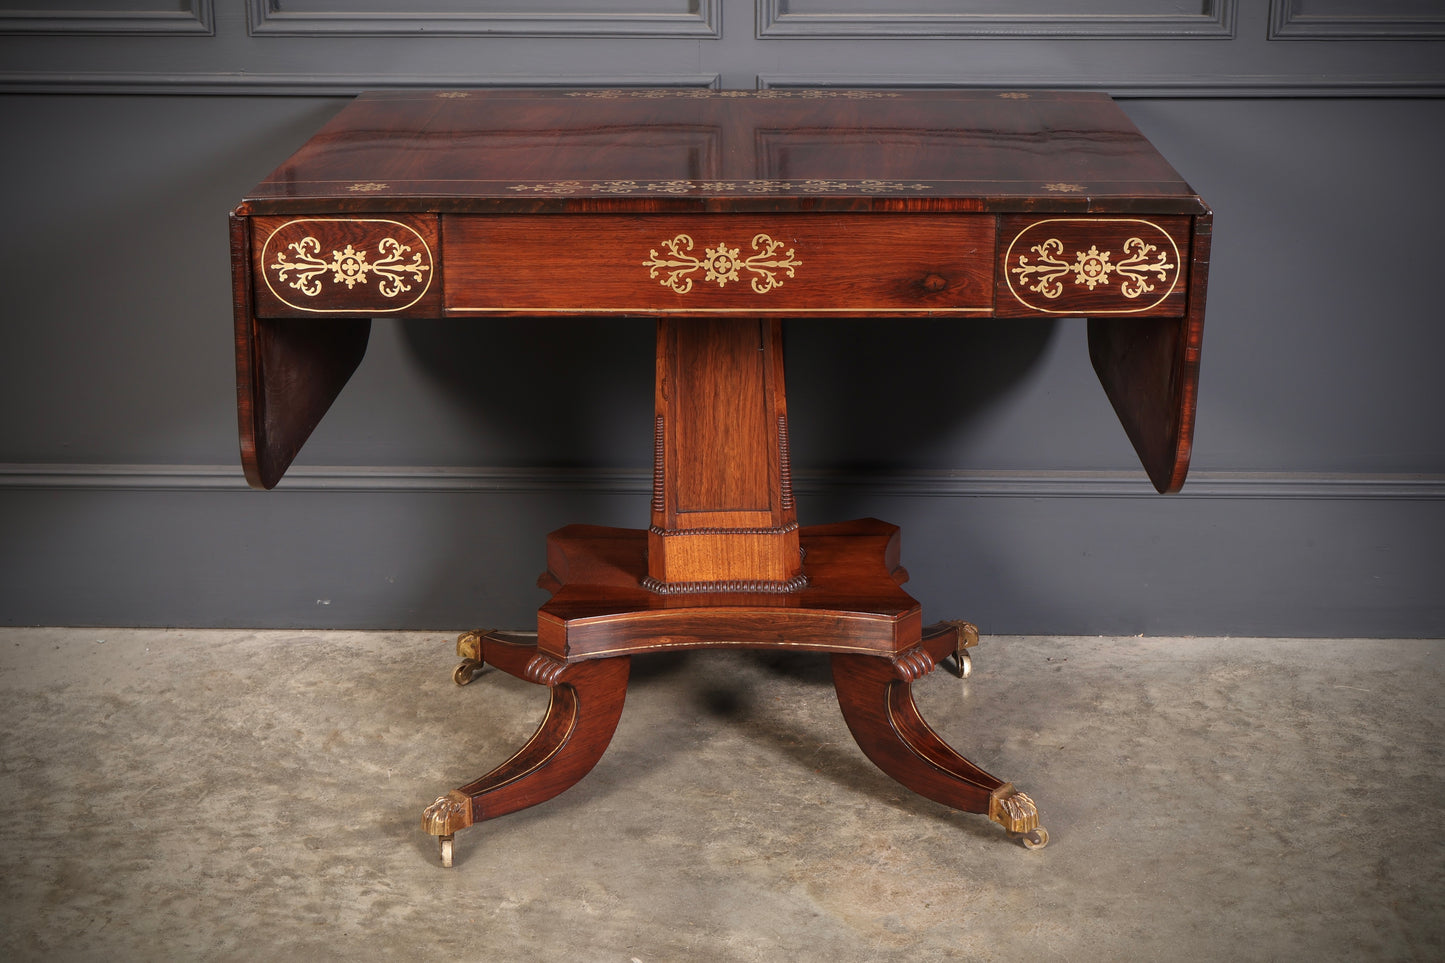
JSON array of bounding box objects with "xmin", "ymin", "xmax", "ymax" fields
[
  {"xmin": 0, "ymin": 72, "xmax": 722, "ymax": 96},
  {"xmin": 246, "ymin": 0, "xmax": 719, "ymax": 38},
  {"xmin": 1269, "ymin": 0, "xmax": 1445, "ymax": 39},
  {"xmin": 756, "ymin": 73, "xmax": 1445, "ymax": 99},
  {"xmin": 0, "ymin": 0, "xmax": 213, "ymax": 35},
  {"xmin": 757, "ymin": 0, "xmax": 1235, "ymax": 39}
]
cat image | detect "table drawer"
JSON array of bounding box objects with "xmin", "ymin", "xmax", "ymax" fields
[
  {"xmin": 996, "ymin": 216, "xmax": 1189, "ymax": 318},
  {"xmin": 443, "ymin": 214, "xmax": 995, "ymax": 317},
  {"xmin": 251, "ymin": 215, "xmax": 441, "ymax": 318}
]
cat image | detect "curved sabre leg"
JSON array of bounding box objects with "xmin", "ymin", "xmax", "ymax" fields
[
  {"xmin": 831, "ymin": 644, "xmax": 1047, "ymax": 849},
  {"xmin": 422, "ymin": 654, "xmax": 630, "ymax": 866}
]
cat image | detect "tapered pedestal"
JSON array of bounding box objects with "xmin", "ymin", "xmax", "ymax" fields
[{"xmin": 647, "ymin": 317, "xmax": 803, "ymax": 592}]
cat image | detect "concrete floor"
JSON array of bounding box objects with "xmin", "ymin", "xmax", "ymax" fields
[{"xmin": 0, "ymin": 629, "xmax": 1439, "ymax": 961}]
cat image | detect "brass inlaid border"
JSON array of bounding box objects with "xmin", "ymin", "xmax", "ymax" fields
[
  {"xmin": 1003, "ymin": 217, "xmax": 1180, "ymax": 315},
  {"xmin": 260, "ymin": 217, "xmax": 435, "ymax": 314},
  {"xmin": 476, "ymin": 689, "xmax": 573, "ymax": 794},
  {"xmin": 566, "ymin": 89, "xmax": 900, "ymax": 100},
  {"xmin": 448, "ymin": 307, "xmax": 993, "ymax": 315},
  {"xmin": 510, "ymin": 178, "xmax": 931, "ymax": 196},
  {"xmin": 570, "ymin": 635, "xmax": 888, "ymax": 659}
]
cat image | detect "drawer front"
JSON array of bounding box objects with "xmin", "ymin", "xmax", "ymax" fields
[
  {"xmin": 252, "ymin": 215, "xmax": 441, "ymax": 318},
  {"xmin": 443, "ymin": 214, "xmax": 995, "ymax": 316},
  {"xmin": 996, "ymin": 216, "xmax": 1189, "ymax": 317}
]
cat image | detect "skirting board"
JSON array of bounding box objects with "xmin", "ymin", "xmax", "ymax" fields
[
  {"xmin": 3, "ymin": 464, "xmax": 1442, "ymax": 500},
  {"xmin": 2, "ymin": 464, "xmax": 1441, "ymax": 637}
]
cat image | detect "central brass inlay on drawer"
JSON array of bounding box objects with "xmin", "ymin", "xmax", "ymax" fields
[
  {"xmin": 644, "ymin": 234, "xmax": 800, "ymax": 295},
  {"xmin": 443, "ymin": 214, "xmax": 995, "ymax": 317}
]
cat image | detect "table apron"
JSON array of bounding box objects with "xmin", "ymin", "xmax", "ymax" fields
[
  {"xmin": 442, "ymin": 213, "xmax": 994, "ymax": 317},
  {"xmin": 247, "ymin": 212, "xmax": 1194, "ymax": 320}
]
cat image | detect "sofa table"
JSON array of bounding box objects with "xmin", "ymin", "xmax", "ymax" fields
[{"xmin": 230, "ymin": 88, "xmax": 1210, "ymax": 866}]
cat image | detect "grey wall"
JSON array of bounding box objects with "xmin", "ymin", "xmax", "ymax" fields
[{"xmin": 1, "ymin": 1, "xmax": 1442, "ymax": 637}]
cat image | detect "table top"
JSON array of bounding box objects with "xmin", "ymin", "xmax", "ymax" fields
[
  {"xmin": 233, "ymin": 87, "xmax": 1211, "ymax": 496},
  {"xmin": 237, "ymin": 88, "xmax": 1207, "ymax": 217}
]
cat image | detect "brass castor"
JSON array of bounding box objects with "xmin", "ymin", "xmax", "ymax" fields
[
  {"xmin": 954, "ymin": 651, "xmax": 973, "ymax": 678},
  {"xmin": 452, "ymin": 658, "xmax": 484, "ymax": 686},
  {"xmin": 945, "ymin": 620, "xmax": 979, "ymax": 679},
  {"xmin": 1013, "ymin": 827, "xmax": 1050, "ymax": 850},
  {"xmin": 451, "ymin": 629, "xmax": 490, "ymax": 686},
  {"xmin": 439, "ymin": 834, "xmax": 455, "ymax": 868}
]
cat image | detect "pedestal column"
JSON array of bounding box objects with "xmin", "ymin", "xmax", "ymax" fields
[{"xmin": 645, "ymin": 317, "xmax": 805, "ymax": 593}]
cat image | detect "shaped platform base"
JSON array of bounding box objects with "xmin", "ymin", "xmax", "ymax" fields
[{"xmin": 421, "ymin": 520, "xmax": 1047, "ymax": 865}]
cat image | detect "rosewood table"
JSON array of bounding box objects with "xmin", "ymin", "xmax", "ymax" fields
[{"xmin": 230, "ymin": 88, "xmax": 1210, "ymax": 866}]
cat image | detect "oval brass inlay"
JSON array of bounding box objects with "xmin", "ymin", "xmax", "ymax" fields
[
  {"xmin": 261, "ymin": 218, "xmax": 434, "ymax": 314},
  {"xmin": 1004, "ymin": 218, "xmax": 1180, "ymax": 315}
]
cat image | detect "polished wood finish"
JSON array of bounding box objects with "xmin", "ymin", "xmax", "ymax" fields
[
  {"xmin": 1089, "ymin": 214, "xmax": 1213, "ymax": 493},
  {"xmin": 250, "ymin": 213, "xmax": 441, "ymax": 319},
  {"xmin": 647, "ymin": 318, "xmax": 802, "ymax": 589},
  {"xmin": 231, "ymin": 213, "xmax": 370, "ymax": 491},
  {"xmin": 996, "ymin": 214, "xmax": 1190, "ymax": 319},
  {"xmin": 537, "ymin": 519, "xmax": 919, "ymax": 661},
  {"xmin": 237, "ymin": 89, "xmax": 1207, "ymax": 218},
  {"xmin": 442, "ymin": 214, "xmax": 995, "ymax": 316},
  {"xmin": 234, "ymin": 89, "xmax": 1209, "ymax": 493},
  {"xmin": 423, "ymin": 633, "xmax": 630, "ymax": 863},
  {"xmin": 230, "ymin": 88, "xmax": 1210, "ymax": 860}
]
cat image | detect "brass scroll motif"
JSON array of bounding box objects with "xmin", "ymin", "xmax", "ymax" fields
[
  {"xmin": 510, "ymin": 178, "xmax": 930, "ymax": 196},
  {"xmin": 270, "ymin": 235, "xmax": 431, "ymax": 299},
  {"xmin": 644, "ymin": 233, "xmax": 799, "ymax": 295},
  {"xmin": 567, "ymin": 89, "xmax": 899, "ymax": 100},
  {"xmin": 1011, "ymin": 237, "xmax": 1175, "ymax": 300}
]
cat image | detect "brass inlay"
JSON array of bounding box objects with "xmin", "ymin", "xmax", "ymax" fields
[
  {"xmin": 509, "ymin": 178, "xmax": 930, "ymax": 196},
  {"xmin": 1044, "ymin": 182, "xmax": 1086, "ymax": 192},
  {"xmin": 448, "ymin": 306, "xmax": 992, "ymax": 315},
  {"xmin": 262, "ymin": 218, "xmax": 434, "ymax": 313},
  {"xmin": 645, "ymin": 233, "xmax": 799, "ymax": 295},
  {"xmin": 1004, "ymin": 218, "xmax": 1180, "ymax": 315},
  {"xmin": 575, "ymin": 635, "xmax": 881, "ymax": 659},
  {"xmin": 567, "ymin": 89, "xmax": 899, "ymax": 99},
  {"xmin": 346, "ymin": 182, "xmax": 389, "ymax": 192},
  {"xmin": 436, "ymin": 91, "xmax": 471, "ymax": 98},
  {"xmin": 1013, "ymin": 239, "xmax": 1173, "ymax": 298}
]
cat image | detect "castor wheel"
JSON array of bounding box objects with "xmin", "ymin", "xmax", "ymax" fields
[
  {"xmin": 953, "ymin": 650, "xmax": 973, "ymax": 678},
  {"xmin": 945, "ymin": 620, "xmax": 979, "ymax": 679},
  {"xmin": 452, "ymin": 629, "xmax": 491, "ymax": 685},
  {"xmin": 452, "ymin": 658, "xmax": 484, "ymax": 686},
  {"xmin": 439, "ymin": 834, "xmax": 455, "ymax": 868},
  {"xmin": 1013, "ymin": 827, "xmax": 1049, "ymax": 850}
]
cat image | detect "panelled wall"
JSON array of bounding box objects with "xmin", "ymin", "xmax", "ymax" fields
[{"xmin": 1, "ymin": 1, "xmax": 1442, "ymax": 636}]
